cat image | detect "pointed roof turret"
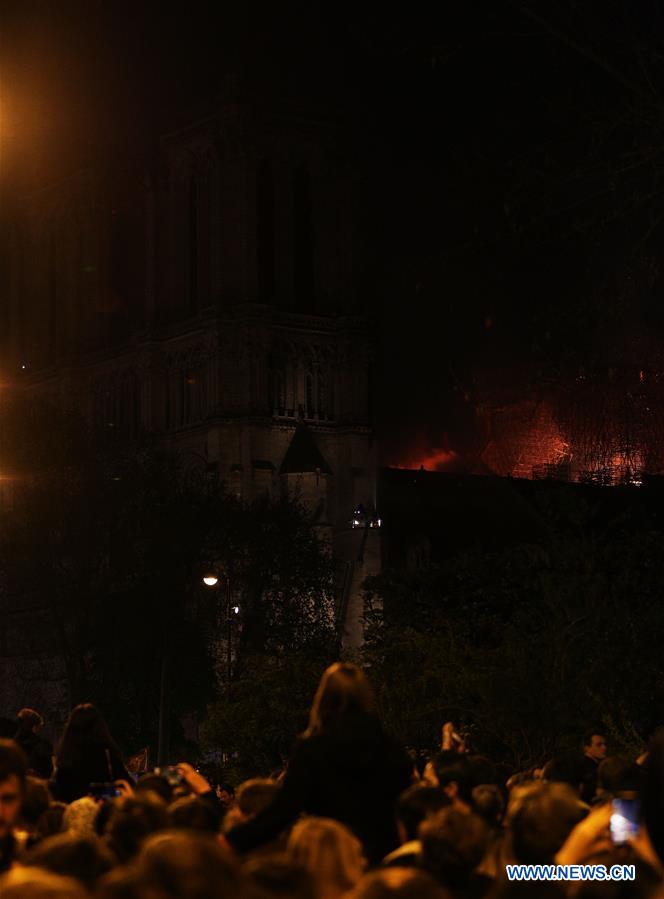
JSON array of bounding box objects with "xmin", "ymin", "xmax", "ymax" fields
[{"xmin": 280, "ymin": 422, "xmax": 333, "ymax": 475}]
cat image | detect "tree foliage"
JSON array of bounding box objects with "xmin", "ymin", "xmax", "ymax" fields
[
  {"xmin": 0, "ymin": 396, "xmax": 337, "ymax": 762},
  {"xmin": 198, "ymin": 501, "xmax": 338, "ymax": 778},
  {"xmin": 362, "ymin": 488, "xmax": 664, "ymax": 769}
]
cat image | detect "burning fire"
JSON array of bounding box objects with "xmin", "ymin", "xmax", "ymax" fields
[
  {"xmin": 608, "ymin": 451, "xmax": 643, "ymax": 486},
  {"xmin": 391, "ymin": 447, "xmax": 458, "ymax": 472}
]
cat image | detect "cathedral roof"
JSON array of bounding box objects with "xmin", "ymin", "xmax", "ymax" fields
[{"xmin": 280, "ymin": 423, "xmax": 333, "ymax": 475}]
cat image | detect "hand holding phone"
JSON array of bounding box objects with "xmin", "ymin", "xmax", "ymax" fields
[
  {"xmin": 155, "ymin": 766, "xmax": 184, "ymax": 786},
  {"xmin": 89, "ymin": 782, "xmax": 121, "ymax": 800},
  {"xmin": 177, "ymin": 762, "xmax": 212, "ymax": 796},
  {"xmin": 610, "ymin": 797, "xmax": 641, "ymax": 845},
  {"xmin": 441, "ymin": 721, "xmax": 467, "ymax": 753}
]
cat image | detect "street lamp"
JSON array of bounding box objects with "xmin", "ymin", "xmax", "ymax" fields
[
  {"xmin": 156, "ymin": 571, "xmax": 235, "ymax": 766},
  {"xmin": 202, "ymin": 572, "xmax": 237, "ymax": 699}
]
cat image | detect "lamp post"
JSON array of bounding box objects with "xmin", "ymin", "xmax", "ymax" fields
[{"xmin": 202, "ymin": 573, "xmax": 238, "ymax": 700}]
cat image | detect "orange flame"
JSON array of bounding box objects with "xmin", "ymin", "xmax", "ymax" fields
[{"xmin": 391, "ymin": 447, "xmax": 458, "ymax": 472}]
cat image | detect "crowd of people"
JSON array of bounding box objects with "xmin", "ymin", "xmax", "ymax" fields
[{"xmin": 1, "ymin": 662, "xmax": 663, "ymax": 898}]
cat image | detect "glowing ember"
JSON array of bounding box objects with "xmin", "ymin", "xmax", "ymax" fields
[
  {"xmin": 480, "ymin": 401, "xmax": 570, "ymax": 479},
  {"xmin": 608, "ymin": 451, "xmax": 643, "ymax": 486}
]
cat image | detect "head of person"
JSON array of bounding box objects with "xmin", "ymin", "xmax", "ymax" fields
[
  {"xmin": 0, "ymin": 867, "xmax": 87, "ymax": 898},
  {"xmin": 18, "ymin": 776, "xmax": 52, "ymax": 832},
  {"xmin": 419, "ymin": 806, "xmax": 489, "ymax": 890},
  {"xmin": 432, "ymin": 751, "xmax": 475, "ymax": 806},
  {"xmin": 507, "ymin": 781, "xmax": 587, "ymax": 864},
  {"xmin": 243, "ymin": 853, "xmax": 316, "ymax": 899},
  {"xmin": 506, "ymin": 770, "xmax": 537, "ymax": 792},
  {"xmin": 306, "ymin": 663, "xmax": 374, "ymax": 736},
  {"xmin": 237, "ymin": 778, "xmax": 280, "ymax": 818},
  {"xmin": 0, "ymin": 739, "xmax": 28, "ymax": 840},
  {"xmin": 56, "ymin": 704, "xmax": 117, "ymax": 765},
  {"xmin": 62, "ymin": 796, "xmax": 100, "ymax": 837},
  {"xmin": 135, "ymin": 773, "xmax": 172, "ymax": 804},
  {"xmin": 104, "ymin": 793, "xmax": 170, "ymax": 863},
  {"xmin": 287, "ymin": 817, "xmax": 366, "ymax": 899},
  {"xmin": 216, "ymin": 782, "xmax": 235, "ymax": 806},
  {"xmin": 395, "ymin": 785, "xmax": 450, "ymax": 844},
  {"xmin": 16, "ymin": 709, "xmax": 44, "ymax": 739},
  {"xmin": 597, "ymin": 756, "xmax": 642, "ymax": 797},
  {"xmin": 542, "ymin": 754, "xmax": 587, "ymax": 796},
  {"xmin": 23, "ymin": 832, "xmax": 115, "ymax": 892},
  {"xmin": 225, "ymin": 777, "xmax": 281, "ymax": 832},
  {"xmin": 169, "ymin": 795, "xmax": 220, "ymax": 833},
  {"xmin": 583, "ymin": 732, "xmax": 607, "ymax": 762},
  {"xmin": 471, "ymin": 783, "xmax": 505, "ymax": 827},
  {"xmin": 137, "ymin": 830, "xmax": 244, "ymax": 899},
  {"xmin": 346, "ymin": 868, "xmax": 448, "ymax": 899}
]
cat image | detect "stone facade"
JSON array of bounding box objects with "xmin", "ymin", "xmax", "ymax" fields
[{"xmin": 3, "ymin": 98, "xmax": 380, "ymax": 648}]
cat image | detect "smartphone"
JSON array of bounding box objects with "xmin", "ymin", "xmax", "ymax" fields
[
  {"xmin": 610, "ymin": 797, "xmax": 641, "ymax": 844},
  {"xmin": 89, "ymin": 782, "xmax": 120, "ymax": 800},
  {"xmin": 158, "ymin": 765, "xmax": 183, "ymax": 786}
]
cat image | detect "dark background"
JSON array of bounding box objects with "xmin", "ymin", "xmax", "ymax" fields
[
  {"xmin": 5, "ymin": 2, "xmax": 664, "ymax": 763},
  {"xmin": 4, "ymin": 2, "xmax": 664, "ymax": 463}
]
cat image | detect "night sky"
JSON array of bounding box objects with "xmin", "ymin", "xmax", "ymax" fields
[{"xmin": 4, "ymin": 2, "xmax": 664, "ymax": 464}]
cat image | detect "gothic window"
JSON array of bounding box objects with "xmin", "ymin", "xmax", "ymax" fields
[
  {"xmin": 317, "ymin": 369, "xmax": 327, "ymax": 420},
  {"xmin": 171, "ymin": 352, "xmax": 208, "ymax": 428},
  {"xmin": 275, "ymin": 371, "xmax": 286, "ymax": 414},
  {"xmin": 93, "ymin": 373, "xmax": 140, "ymax": 440},
  {"xmin": 119, "ymin": 372, "xmax": 139, "ymax": 438},
  {"xmin": 271, "ymin": 367, "xmax": 289, "ymax": 416},
  {"xmin": 188, "ymin": 173, "xmax": 199, "ymax": 314},
  {"xmin": 305, "ymin": 370, "xmax": 315, "ymax": 419},
  {"xmin": 109, "ymin": 208, "xmax": 130, "ymax": 340},
  {"xmin": 250, "ymin": 353, "xmax": 265, "ymax": 411},
  {"xmin": 182, "ymin": 370, "xmax": 201, "ymax": 425},
  {"xmin": 257, "ymin": 159, "xmax": 275, "ymax": 303},
  {"xmin": 270, "ymin": 352, "xmax": 294, "ymax": 418},
  {"xmin": 293, "ymin": 164, "xmax": 314, "ymax": 311},
  {"xmin": 268, "ymin": 346, "xmax": 336, "ymax": 422},
  {"xmin": 208, "ymin": 153, "xmax": 221, "ymax": 298}
]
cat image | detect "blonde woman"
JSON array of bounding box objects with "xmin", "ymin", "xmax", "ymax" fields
[
  {"xmin": 288, "ymin": 817, "xmax": 365, "ymax": 899},
  {"xmin": 227, "ymin": 663, "xmax": 412, "ymax": 863}
]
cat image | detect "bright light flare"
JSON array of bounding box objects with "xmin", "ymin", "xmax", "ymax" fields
[{"xmin": 202, "ymin": 575, "xmax": 219, "ymax": 587}]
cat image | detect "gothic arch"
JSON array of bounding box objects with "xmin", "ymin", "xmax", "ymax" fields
[
  {"xmin": 293, "ymin": 162, "xmax": 315, "ymax": 311},
  {"xmin": 269, "ymin": 338, "xmax": 297, "ymax": 418}
]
